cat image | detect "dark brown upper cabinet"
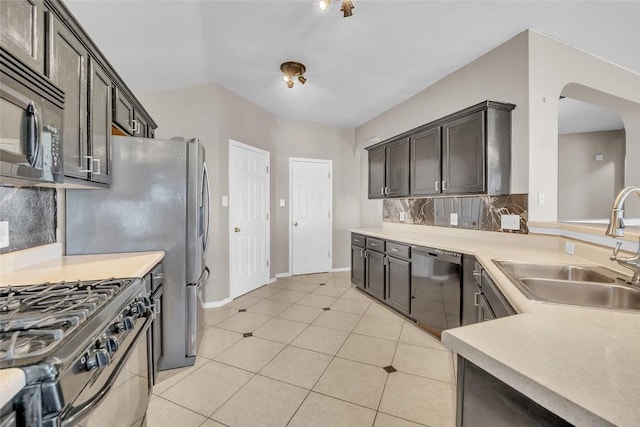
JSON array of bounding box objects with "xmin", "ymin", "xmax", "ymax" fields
[
  {"xmin": 0, "ymin": 0, "xmax": 46, "ymax": 73},
  {"xmin": 368, "ymin": 138, "xmax": 410, "ymax": 199},
  {"xmin": 88, "ymin": 58, "xmax": 112, "ymax": 185},
  {"xmin": 113, "ymin": 87, "xmax": 135, "ymax": 135},
  {"xmin": 442, "ymin": 111, "xmax": 485, "ymax": 195},
  {"xmin": 410, "ymin": 127, "xmax": 441, "ymax": 196},
  {"xmin": 367, "ymin": 101, "xmax": 515, "ymax": 199},
  {"xmin": 49, "ymin": 15, "xmax": 88, "ymax": 181}
]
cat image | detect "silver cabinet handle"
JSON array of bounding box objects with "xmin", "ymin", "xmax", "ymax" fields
[
  {"xmin": 384, "ymin": 187, "xmax": 390, "ymax": 195},
  {"xmin": 391, "ymin": 248, "xmax": 399, "ymax": 252},
  {"xmin": 370, "ymin": 243, "xmax": 377, "ymax": 247},
  {"xmin": 442, "ymin": 180, "xmax": 448, "ymax": 191},
  {"xmin": 435, "ymin": 181, "xmax": 440, "ymax": 191},
  {"xmin": 359, "ymin": 249, "xmax": 364, "ymax": 258},
  {"xmin": 92, "ymin": 158, "xmax": 101, "ymax": 175},
  {"xmin": 80, "ymin": 155, "xmax": 93, "ymax": 173},
  {"xmin": 380, "ymin": 187, "xmax": 384, "ymax": 195},
  {"xmin": 131, "ymin": 119, "xmax": 140, "ymax": 134},
  {"xmin": 474, "ymin": 292, "xmax": 481, "ymax": 307}
]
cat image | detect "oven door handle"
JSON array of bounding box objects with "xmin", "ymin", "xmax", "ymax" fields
[{"xmin": 61, "ymin": 314, "xmax": 153, "ymax": 426}]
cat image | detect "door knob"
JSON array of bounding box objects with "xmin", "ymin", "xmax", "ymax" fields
[
  {"xmin": 293, "ymin": 222, "xmax": 298, "ymax": 227},
  {"xmin": 234, "ymin": 227, "xmax": 241, "ymax": 233}
]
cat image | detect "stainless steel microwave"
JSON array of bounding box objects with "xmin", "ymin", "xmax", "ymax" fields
[{"xmin": 0, "ymin": 48, "xmax": 64, "ymax": 186}]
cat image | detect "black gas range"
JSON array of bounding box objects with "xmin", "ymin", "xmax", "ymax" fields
[{"xmin": 0, "ymin": 277, "xmax": 154, "ymax": 426}]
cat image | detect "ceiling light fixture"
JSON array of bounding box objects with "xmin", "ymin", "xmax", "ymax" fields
[
  {"xmin": 319, "ymin": 0, "xmax": 355, "ymax": 18},
  {"xmin": 280, "ymin": 61, "xmax": 307, "ymax": 89}
]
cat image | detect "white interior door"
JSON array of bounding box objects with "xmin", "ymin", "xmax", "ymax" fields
[
  {"xmin": 229, "ymin": 141, "xmax": 270, "ymax": 297},
  {"xmin": 290, "ymin": 158, "xmax": 332, "ymax": 275}
]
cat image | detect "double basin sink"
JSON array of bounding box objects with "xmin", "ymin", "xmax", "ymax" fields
[{"xmin": 493, "ymin": 260, "xmax": 640, "ymax": 312}]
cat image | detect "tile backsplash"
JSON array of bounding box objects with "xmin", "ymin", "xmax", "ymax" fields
[
  {"xmin": 383, "ymin": 194, "xmax": 528, "ymax": 233},
  {"xmin": 0, "ymin": 187, "xmax": 56, "ymax": 254}
]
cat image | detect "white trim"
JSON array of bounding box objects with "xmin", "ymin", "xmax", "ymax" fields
[
  {"xmin": 229, "ymin": 139, "xmax": 271, "ymax": 299},
  {"xmin": 331, "ymin": 267, "xmax": 351, "ymax": 273},
  {"xmin": 276, "ymin": 272, "xmax": 292, "ymax": 278},
  {"xmin": 529, "ymin": 227, "xmax": 639, "ymax": 253},
  {"xmin": 289, "ymin": 157, "xmax": 333, "ymax": 275},
  {"xmin": 268, "ymin": 276, "xmax": 277, "ymax": 284},
  {"xmin": 201, "ymin": 297, "xmax": 233, "ymax": 309}
]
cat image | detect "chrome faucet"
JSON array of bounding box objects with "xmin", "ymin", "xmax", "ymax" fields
[{"xmin": 605, "ymin": 186, "xmax": 640, "ymax": 285}]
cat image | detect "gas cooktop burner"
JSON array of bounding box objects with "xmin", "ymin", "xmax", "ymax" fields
[{"xmin": 0, "ymin": 278, "xmax": 135, "ymax": 362}]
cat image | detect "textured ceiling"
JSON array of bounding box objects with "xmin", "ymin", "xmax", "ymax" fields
[{"xmin": 65, "ymin": 0, "xmax": 640, "ymax": 128}]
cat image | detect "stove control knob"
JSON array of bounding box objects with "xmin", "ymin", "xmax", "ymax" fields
[
  {"xmin": 111, "ymin": 316, "xmax": 135, "ymax": 333},
  {"xmin": 129, "ymin": 301, "xmax": 147, "ymax": 318},
  {"xmin": 104, "ymin": 336, "xmax": 119, "ymax": 354},
  {"xmin": 85, "ymin": 349, "xmax": 110, "ymax": 371}
]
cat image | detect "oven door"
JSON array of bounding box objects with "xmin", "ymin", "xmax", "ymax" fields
[{"xmin": 63, "ymin": 315, "xmax": 153, "ymax": 427}]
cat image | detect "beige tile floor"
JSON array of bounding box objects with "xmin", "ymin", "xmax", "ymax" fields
[{"xmin": 147, "ymin": 272, "xmax": 456, "ymax": 427}]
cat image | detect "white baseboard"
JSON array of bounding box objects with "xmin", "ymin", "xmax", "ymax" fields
[
  {"xmin": 275, "ymin": 272, "xmax": 292, "ymax": 278},
  {"xmin": 268, "ymin": 277, "xmax": 277, "ymax": 284},
  {"xmin": 331, "ymin": 267, "xmax": 350, "ymax": 273},
  {"xmin": 201, "ymin": 297, "xmax": 233, "ymax": 309}
]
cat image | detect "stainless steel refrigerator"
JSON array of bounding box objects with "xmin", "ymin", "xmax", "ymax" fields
[{"xmin": 66, "ymin": 136, "xmax": 210, "ymax": 370}]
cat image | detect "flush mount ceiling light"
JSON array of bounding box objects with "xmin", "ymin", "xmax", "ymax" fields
[
  {"xmin": 319, "ymin": 0, "xmax": 355, "ymax": 18},
  {"xmin": 280, "ymin": 61, "xmax": 306, "ymax": 88}
]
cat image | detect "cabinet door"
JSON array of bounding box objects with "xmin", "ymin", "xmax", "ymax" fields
[
  {"xmin": 88, "ymin": 58, "xmax": 112, "ymax": 184},
  {"xmin": 385, "ymin": 138, "xmax": 410, "ymax": 197},
  {"xmin": 351, "ymin": 245, "xmax": 366, "ymax": 289},
  {"xmin": 442, "ymin": 111, "xmax": 485, "ymax": 194},
  {"xmin": 410, "ymin": 127, "xmax": 441, "ymax": 196},
  {"xmin": 0, "ymin": 0, "xmax": 46, "ymax": 73},
  {"xmin": 365, "ymin": 250, "xmax": 385, "ymax": 300},
  {"xmin": 113, "ymin": 87, "xmax": 134, "ymax": 135},
  {"xmin": 368, "ymin": 146, "xmax": 385, "ymax": 199},
  {"xmin": 386, "ymin": 256, "xmax": 410, "ymax": 314},
  {"xmin": 480, "ymin": 270, "xmax": 515, "ymax": 318},
  {"xmin": 50, "ymin": 16, "xmax": 88, "ymax": 180}
]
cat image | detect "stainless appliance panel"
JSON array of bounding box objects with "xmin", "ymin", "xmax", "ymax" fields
[
  {"xmin": 0, "ymin": 54, "xmax": 63, "ymax": 185},
  {"xmin": 186, "ymin": 267, "xmax": 208, "ymax": 359},
  {"xmin": 66, "ymin": 136, "xmax": 200, "ymax": 370}
]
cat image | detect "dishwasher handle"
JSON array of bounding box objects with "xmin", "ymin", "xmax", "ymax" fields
[{"xmin": 411, "ymin": 246, "xmax": 462, "ymax": 265}]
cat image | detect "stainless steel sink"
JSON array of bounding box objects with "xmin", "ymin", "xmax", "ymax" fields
[{"xmin": 493, "ymin": 260, "xmax": 639, "ymax": 312}]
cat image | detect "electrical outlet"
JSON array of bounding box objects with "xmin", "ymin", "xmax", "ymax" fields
[
  {"xmin": 500, "ymin": 215, "xmax": 520, "ymax": 230},
  {"xmin": 399, "ymin": 212, "xmax": 405, "ymax": 222},
  {"xmin": 538, "ymin": 192, "xmax": 545, "ymax": 207},
  {"xmin": 0, "ymin": 221, "xmax": 9, "ymax": 249},
  {"xmin": 565, "ymin": 241, "xmax": 576, "ymax": 255},
  {"xmin": 450, "ymin": 213, "xmax": 458, "ymax": 226}
]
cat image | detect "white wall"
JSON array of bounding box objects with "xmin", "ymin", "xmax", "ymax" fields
[
  {"xmin": 558, "ymin": 130, "xmax": 625, "ymax": 220},
  {"xmin": 273, "ymin": 120, "xmax": 358, "ymax": 274},
  {"xmin": 139, "ymin": 86, "xmax": 357, "ymax": 302},
  {"xmin": 528, "ymin": 31, "xmax": 640, "ymax": 220}
]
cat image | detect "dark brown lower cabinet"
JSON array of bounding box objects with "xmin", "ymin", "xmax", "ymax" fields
[
  {"xmin": 365, "ymin": 250, "xmax": 385, "ymax": 300},
  {"xmin": 385, "ymin": 256, "xmax": 410, "ymax": 314},
  {"xmin": 456, "ymin": 357, "xmax": 572, "ymax": 427},
  {"xmin": 351, "ymin": 245, "xmax": 366, "ymax": 290}
]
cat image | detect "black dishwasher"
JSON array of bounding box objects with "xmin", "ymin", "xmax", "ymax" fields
[{"xmin": 410, "ymin": 247, "xmax": 462, "ymax": 336}]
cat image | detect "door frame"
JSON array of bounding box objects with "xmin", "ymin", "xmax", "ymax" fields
[
  {"xmin": 288, "ymin": 157, "xmax": 333, "ymax": 276},
  {"xmin": 229, "ymin": 139, "xmax": 271, "ymax": 298}
]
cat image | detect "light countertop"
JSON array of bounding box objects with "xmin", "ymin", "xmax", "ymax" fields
[
  {"xmin": 0, "ymin": 369, "xmax": 26, "ymax": 408},
  {"xmin": 0, "ymin": 251, "xmax": 165, "ymax": 286},
  {"xmin": 351, "ymin": 224, "xmax": 640, "ymax": 427}
]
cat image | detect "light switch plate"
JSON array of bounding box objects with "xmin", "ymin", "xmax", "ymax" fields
[
  {"xmin": 399, "ymin": 212, "xmax": 405, "ymax": 222},
  {"xmin": 222, "ymin": 195, "xmax": 228, "ymax": 207},
  {"xmin": 501, "ymin": 215, "xmax": 520, "ymax": 230},
  {"xmin": 450, "ymin": 213, "xmax": 458, "ymax": 226},
  {"xmin": 0, "ymin": 221, "xmax": 9, "ymax": 249},
  {"xmin": 279, "ymin": 199, "xmax": 285, "ymax": 207}
]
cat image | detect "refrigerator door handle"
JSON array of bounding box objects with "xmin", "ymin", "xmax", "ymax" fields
[{"xmin": 202, "ymin": 162, "xmax": 211, "ymax": 254}]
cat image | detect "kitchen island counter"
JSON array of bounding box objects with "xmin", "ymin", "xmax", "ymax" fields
[{"xmin": 351, "ymin": 223, "xmax": 640, "ymax": 427}]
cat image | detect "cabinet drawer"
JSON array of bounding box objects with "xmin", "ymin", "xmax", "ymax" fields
[
  {"xmin": 366, "ymin": 238, "xmax": 385, "ymax": 252},
  {"xmin": 386, "ymin": 242, "xmax": 410, "ymax": 259},
  {"xmin": 351, "ymin": 234, "xmax": 366, "ymax": 248}
]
